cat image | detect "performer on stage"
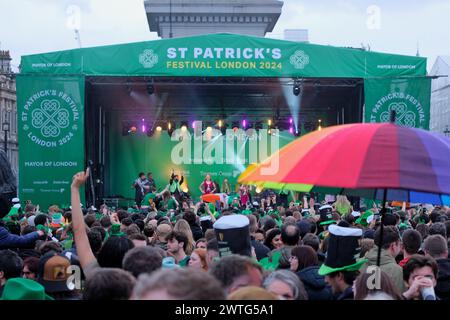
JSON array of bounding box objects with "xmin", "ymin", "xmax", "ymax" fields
[
  {"xmin": 169, "ymin": 169, "xmax": 184, "ymax": 202},
  {"xmin": 221, "ymin": 178, "xmax": 231, "ymax": 195},
  {"xmin": 239, "ymin": 184, "xmax": 250, "ymax": 208},
  {"xmin": 199, "ymin": 173, "xmax": 216, "ymax": 195},
  {"xmin": 145, "ymin": 172, "xmax": 157, "ymax": 193},
  {"xmin": 131, "ymin": 172, "xmax": 149, "ymax": 206}
]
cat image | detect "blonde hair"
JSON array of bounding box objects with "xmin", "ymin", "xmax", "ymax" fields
[
  {"xmin": 174, "ymin": 219, "xmax": 195, "ymax": 255},
  {"xmin": 334, "ymin": 195, "xmax": 351, "ymax": 215}
]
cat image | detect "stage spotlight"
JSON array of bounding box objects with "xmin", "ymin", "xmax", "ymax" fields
[
  {"xmin": 217, "ymin": 119, "xmax": 223, "ymax": 128},
  {"xmin": 242, "ymin": 119, "xmax": 248, "ymax": 129},
  {"xmin": 267, "ymin": 119, "xmax": 272, "ymax": 126},
  {"xmin": 156, "ymin": 126, "xmax": 162, "ymax": 132},
  {"xmin": 146, "ymin": 84, "xmax": 154, "ymax": 95},
  {"xmin": 294, "ymin": 128, "xmax": 301, "ymax": 136},
  {"xmin": 180, "ymin": 121, "xmax": 189, "ymax": 131},
  {"xmin": 318, "ymin": 119, "xmax": 323, "ymax": 131},
  {"xmin": 293, "ymin": 84, "xmax": 301, "ymax": 96},
  {"xmin": 192, "ymin": 121, "xmax": 197, "ymax": 129},
  {"xmin": 167, "ymin": 121, "xmax": 175, "ymax": 137}
]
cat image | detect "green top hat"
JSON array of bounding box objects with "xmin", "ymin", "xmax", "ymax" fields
[{"xmin": 0, "ymin": 278, "xmax": 54, "ymax": 300}]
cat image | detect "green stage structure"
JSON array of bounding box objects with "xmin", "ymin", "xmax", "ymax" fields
[{"xmin": 16, "ymin": 33, "xmax": 431, "ymax": 208}]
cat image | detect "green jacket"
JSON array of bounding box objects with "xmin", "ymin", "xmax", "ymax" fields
[{"xmin": 364, "ymin": 247, "xmax": 406, "ymax": 294}]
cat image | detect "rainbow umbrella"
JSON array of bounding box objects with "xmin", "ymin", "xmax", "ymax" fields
[
  {"xmin": 239, "ymin": 120, "xmax": 450, "ymax": 266},
  {"xmin": 239, "ymin": 123, "xmax": 450, "ymax": 205}
]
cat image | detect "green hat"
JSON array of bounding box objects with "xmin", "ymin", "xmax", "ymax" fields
[
  {"xmin": 355, "ymin": 210, "xmax": 374, "ymax": 227},
  {"xmin": 241, "ymin": 209, "xmax": 252, "ymax": 215},
  {"xmin": 318, "ymin": 225, "xmax": 368, "ymax": 276},
  {"xmin": 0, "ymin": 278, "xmax": 53, "ymax": 300},
  {"xmin": 109, "ymin": 223, "xmax": 125, "ymax": 237}
]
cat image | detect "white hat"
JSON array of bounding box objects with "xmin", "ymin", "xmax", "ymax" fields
[
  {"xmin": 12, "ymin": 197, "xmax": 20, "ymax": 203},
  {"xmin": 351, "ymin": 211, "xmax": 361, "ymax": 218},
  {"xmin": 13, "ymin": 203, "xmax": 21, "ymax": 209}
]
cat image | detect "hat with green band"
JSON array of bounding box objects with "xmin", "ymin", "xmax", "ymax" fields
[{"xmin": 318, "ymin": 224, "xmax": 367, "ymax": 276}]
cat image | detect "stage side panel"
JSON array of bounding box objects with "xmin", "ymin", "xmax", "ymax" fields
[
  {"xmin": 364, "ymin": 77, "xmax": 431, "ymax": 129},
  {"xmin": 16, "ymin": 75, "xmax": 85, "ymax": 208}
]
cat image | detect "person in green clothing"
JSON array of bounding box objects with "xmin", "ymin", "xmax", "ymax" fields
[
  {"xmin": 168, "ymin": 170, "xmax": 184, "ymax": 202},
  {"xmin": 141, "ymin": 191, "xmax": 156, "ymax": 208},
  {"xmin": 166, "ymin": 231, "xmax": 190, "ymax": 267},
  {"xmin": 159, "ymin": 190, "xmax": 178, "ymax": 212}
]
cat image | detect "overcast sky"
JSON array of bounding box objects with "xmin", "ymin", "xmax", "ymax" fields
[{"xmin": 1, "ymin": 0, "xmax": 449, "ymax": 72}]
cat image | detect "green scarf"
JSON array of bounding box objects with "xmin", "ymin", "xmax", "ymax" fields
[
  {"xmin": 169, "ymin": 180, "xmax": 181, "ymax": 193},
  {"xmin": 259, "ymin": 251, "xmax": 282, "ymax": 271}
]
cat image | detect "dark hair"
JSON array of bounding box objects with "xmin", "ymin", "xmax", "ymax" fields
[
  {"xmin": 209, "ymin": 254, "xmax": 262, "ymax": 290},
  {"xmin": 122, "ymin": 246, "xmax": 163, "ymax": 278},
  {"xmin": 166, "ymin": 231, "xmax": 189, "ymax": 252},
  {"xmin": 301, "ymin": 233, "xmax": 320, "ymax": 252},
  {"xmin": 84, "ymin": 214, "xmax": 96, "ymax": 228},
  {"xmin": 291, "ymin": 245, "xmax": 318, "ymax": 271},
  {"xmin": 87, "ymin": 230, "xmax": 103, "ymax": 255},
  {"xmin": 445, "ymin": 220, "xmax": 450, "ymax": 239},
  {"xmin": 206, "ymin": 239, "xmax": 219, "ymax": 252},
  {"xmin": 264, "ymin": 228, "xmax": 281, "ymax": 250},
  {"xmin": 22, "ymin": 225, "xmax": 37, "ymax": 236},
  {"xmin": 403, "ymin": 254, "xmax": 438, "ymax": 283},
  {"xmin": 424, "ymin": 234, "xmax": 448, "ymax": 259},
  {"xmin": 281, "ymin": 224, "xmax": 300, "ymax": 246},
  {"xmin": 34, "ymin": 214, "xmax": 48, "ymax": 227},
  {"xmin": 354, "ymin": 269, "xmax": 402, "ymax": 300},
  {"xmin": 262, "ymin": 219, "xmax": 276, "ymax": 233},
  {"xmin": 63, "ymin": 211, "xmax": 72, "ymax": 224},
  {"xmin": 83, "ymin": 268, "xmax": 136, "ymax": 300},
  {"xmin": 121, "ymin": 217, "xmax": 133, "ymax": 227},
  {"xmin": 97, "ymin": 236, "xmax": 135, "ymax": 268},
  {"xmin": 327, "ymin": 270, "xmax": 359, "ymax": 286},
  {"xmin": 401, "ymin": 229, "xmax": 422, "ymax": 255},
  {"xmin": 91, "ymin": 226, "xmax": 106, "ymax": 241},
  {"xmin": 117, "ymin": 210, "xmax": 129, "ymax": 223},
  {"xmin": 129, "ymin": 232, "xmax": 147, "ymax": 240},
  {"xmin": 344, "ymin": 214, "xmax": 355, "ymax": 225},
  {"xmin": 182, "ymin": 211, "xmax": 197, "ymax": 225},
  {"xmin": 429, "ymin": 222, "xmax": 447, "ymax": 238},
  {"xmin": 38, "ymin": 241, "xmax": 63, "ymax": 255},
  {"xmin": 143, "ymin": 225, "xmax": 155, "ymax": 238},
  {"xmin": 125, "ymin": 224, "xmax": 140, "ymax": 236},
  {"xmin": 415, "ymin": 223, "xmax": 429, "ymax": 240},
  {"xmin": 138, "ymin": 172, "xmax": 145, "ymax": 177},
  {"xmin": 0, "ymin": 250, "xmax": 23, "ymax": 279},
  {"xmin": 100, "ymin": 216, "xmax": 112, "ymax": 229},
  {"xmin": 374, "ymin": 226, "xmax": 400, "ymax": 249},
  {"xmin": 23, "ymin": 256, "xmax": 40, "ymax": 275},
  {"xmin": 134, "ymin": 219, "xmax": 145, "ymax": 232}
]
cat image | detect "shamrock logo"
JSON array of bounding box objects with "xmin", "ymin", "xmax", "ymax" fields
[
  {"xmin": 23, "ymin": 124, "xmax": 29, "ymax": 131},
  {"xmin": 289, "ymin": 50, "xmax": 310, "ymax": 69},
  {"xmin": 380, "ymin": 102, "xmax": 416, "ymax": 127},
  {"xmin": 31, "ymin": 99, "xmax": 70, "ymax": 138},
  {"xmin": 139, "ymin": 49, "xmax": 159, "ymax": 68}
]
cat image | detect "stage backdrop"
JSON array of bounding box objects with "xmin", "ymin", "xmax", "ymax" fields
[
  {"xmin": 364, "ymin": 77, "xmax": 431, "ymax": 129},
  {"xmin": 107, "ymin": 114, "xmax": 295, "ymax": 202},
  {"xmin": 16, "ymin": 75, "xmax": 85, "ymax": 208}
]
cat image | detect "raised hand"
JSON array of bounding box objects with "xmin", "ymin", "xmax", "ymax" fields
[{"xmin": 71, "ymin": 168, "xmax": 90, "ymax": 189}]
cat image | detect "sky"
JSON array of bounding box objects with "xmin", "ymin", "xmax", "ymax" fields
[{"xmin": 0, "ymin": 0, "xmax": 449, "ymax": 72}]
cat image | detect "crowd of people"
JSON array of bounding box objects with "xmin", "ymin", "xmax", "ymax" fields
[{"xmin": 0, "ymin": 168, "xmax": 449, "ymax": 301}]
